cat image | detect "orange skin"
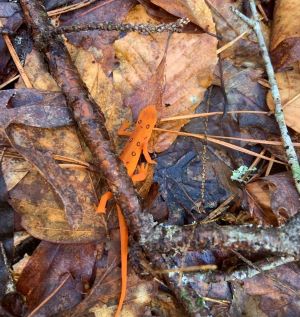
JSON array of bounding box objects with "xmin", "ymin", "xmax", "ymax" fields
[{"xmin": 97, "ymin": 105, "xmax": 157, "ymax": 317}]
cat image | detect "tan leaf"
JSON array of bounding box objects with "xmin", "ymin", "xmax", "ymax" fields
[
  {"xmin": 15, "ymin": 48, "xmax": 59, "ymax": 91},
  {"xmin": 270, "ymin": 0, "xmax": 300, "ymax": 71},
  {"xmin": 150, "ymin": 0, "xmax": 216, "ymax": 33},
  {"xmin": 114, "ymin": 5, "xmax": 217, "ymax": 152},
  {"xmin": 67, "ymin": 43, "xmax": 128, "ymax": 143},
  {"xmin": 267, "ymin": 64, "xmax": 300, "ymax": 133}
]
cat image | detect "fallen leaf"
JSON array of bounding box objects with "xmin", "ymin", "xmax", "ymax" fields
[
  {"xmin": 0, "ymin": 89, "xmax": 105, "ymax": 243},
  {"xmin": 114, "ymin": 4, "xmax": 217, "ymax": 152},
  {"xmin": 16, "ymin": 241, "xmax": 100, "ymax": 316},
  {"xmin": 149, "ymin": 0, "xmax": 215, "ymax": 32},
  {"xmin": 0, "ymin": 2, "xmax": 23, "ymax": 82},
  {"xmin": 59, "ymin": 0, "xmax": 136, "ymax": 73},
  {"xmin": 231, "ymin": 262, "xmax": 300, "ymax": 317},
  {"xmin": 15, "ymin": 49, "xmax": 60, "ymax": 91},
  {"xmin": 267, "ymin": 64, "xmax": 300, "ymax": 134},
  {"xmin": 67, "ymin": 44, "xmax": 127, "ymax": 143},
  {"xmin": 270, "ymin": 0, "xmax": 300, "ymax": 71},
  {"xmin": 245, "ymin": 172, "xmax": 300, "ymax": 226}
]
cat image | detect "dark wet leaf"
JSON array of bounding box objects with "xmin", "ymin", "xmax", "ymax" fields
[
  {"xmin": 0, "ymin": 155, "xmax": 14, "ymax": 266},
  {"xmin": 154, "ymin": 130, "xmax": 237, "ymax": 225}
]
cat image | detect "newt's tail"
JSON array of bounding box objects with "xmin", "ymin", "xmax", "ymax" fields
[{"xmin": 115, "ymin": 205, "xmax": 128, "ymax": 317}]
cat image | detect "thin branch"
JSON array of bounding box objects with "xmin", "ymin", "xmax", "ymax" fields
[
  {"xmin": 55, "ymin": 18, "xmax": 190, "ymax": 35},
  {"xmin": 192, "ymin": 255, "xmax": 296, "ymax": 283},
  {"xmin": 19, "ymin": 0, "xmax": 142, "ymax": 232},
  {"xmin": 231, "ymin": 1, "xmax": 300, "ymax": 194}
]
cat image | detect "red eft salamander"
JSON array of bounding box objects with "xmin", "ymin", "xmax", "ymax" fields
[{"xmin": 97, "ymin": 104, "xmax": 157, "ymax": 317}]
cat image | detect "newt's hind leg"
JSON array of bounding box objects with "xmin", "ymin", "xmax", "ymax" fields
[
  {"xmin": 97, "ymin": 191, "xmax": 113, "ymax": 214},
  {"xmin": 142, "ymin": 142, "xmax": 157, "ymax": 164},
  {"xmin": 131, "ymin": 163, "xmax": 148, "ymax": 183}
]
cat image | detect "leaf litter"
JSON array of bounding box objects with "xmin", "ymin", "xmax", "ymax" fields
[{"xmin": 1, "ymin": 0, "xmax": 300, "ymax": 316}]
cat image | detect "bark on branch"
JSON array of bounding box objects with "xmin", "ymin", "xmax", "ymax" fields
[
  {"xmin": 232, "ymin": 1, "xmax": 300, "ymax": 194},
  {"xmin": 19, "ymin": 0, "xmax": 142, "ymax": 233}
]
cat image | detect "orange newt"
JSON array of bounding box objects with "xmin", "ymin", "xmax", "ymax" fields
[{"xmin": 97, "ymin": 104, "xmax": 158, "ymax": 317}]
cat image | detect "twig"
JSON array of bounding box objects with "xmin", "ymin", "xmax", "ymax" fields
[
  {"xmin": 27, "ymin": 273, "xmax": 71, "ymax": 317},
  {"xmin": 193, "ymin": 255, "xmax": 296, "ymax": 283},
  {"xmin": 216, "ymin": 31, "xmax": 249, "ymax": 55},
  {"xmin": 155, "ymin": 264, "xmax": 217, "ymax": 274},
  {"xmin": 0, "ymin": 242, "xmax": 15, "ymax": 294},
  {"xmin": 231, "ymin": 250, "xmax": 299, "ymax": 296},
  {"xmin": 55, "ymin": 18, "xmax": 190, "ymax": 35},
  {"xmin": 160, "ymin": 110, "xmax": 268, "ymax": 122},
  {"xmin": 200, "ymin": 194, "xmax": 236, "ymax": 224},
  {"xmin": 140, "ymin": 213, "xmax": 300, "ymax": 258},
  {"xmin": 154, "ymin": 128, "xmax": 285, "ymax": 164},
  {"xmin": 0, "ymin": 74, "xmax": 20, "ymax": 90},
  {"xmin": 231, "ymin": 1, "xmax": 300, "ymax": 194}
]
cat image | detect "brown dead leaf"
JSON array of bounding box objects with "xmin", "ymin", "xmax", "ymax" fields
[
  {"xmin": 0, "ymin": 89, "xmax": 105, "ymax": 243},
  {"xmin": 67, "ymin": 44, "xmax": 128, "ymax": 143},
  {"xmin": 266, "ymin": 63, "xmax": 300, "ymax": 134},
  {"xmin": 15, "ymin": 48, "xmax": 60, "ymax": 91},
  {"xmin": 114, "ymin": 5, "xmax": 217, "ymax": 152},
  {"xmin": 0, "ymin": 2, "xmax": 23, "ymax": 83},
  {"xmin": 1, "ymin": 157, "xmax": 29, "ymax": 192},
  {"xmin": 150, "ymin": 0, "xmax": 215, "ymax": 32},
  {"xmin": 270, "ymin": 0, "xmax": 300, "ymax": 71},
  {"xmin": 231, "ymin": 262, "xmax": 300, "ymax": 317},
  {"xmin": 245, "ymin": 172, "xmax": 300, "ymax": 226},
  {"xmin": 91, "ymin": 271, "xmax": 157, "ymax": 317},
  {"xmin": 17, "ymin": 241, "xmax": 100, "ymax": 316},
  {"xmin": 59, "ymin": 0, "xmax": 136, "ymax": 73}
]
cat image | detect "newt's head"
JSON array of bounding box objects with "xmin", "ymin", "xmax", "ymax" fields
[{"xmin": 136, "ymin": 105, "xmax": 157, "ymax": 129}]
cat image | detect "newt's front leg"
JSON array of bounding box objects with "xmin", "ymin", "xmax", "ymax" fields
[
  {"xmin": 118, "ymin": 121, "xmax": 132, "ymax": 137},
  {"xmin": 97, "ymin": 191, "xmax": 113, "ymax": 214}
]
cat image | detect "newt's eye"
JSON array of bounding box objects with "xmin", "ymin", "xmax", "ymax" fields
[
  {"xmin": 131, "ymin": 151, "xmax": 136, "ymax": 156},
  {"xmin": 146, "ymin": 124, "xmax": 150, "ymax": 129},
  {"xmin": 136, "ymin": 141, "xmax": 141, "ymax": 146},
  {"xmin": 138, "ymin": 120, "xmax": 142, "ymax": 124}
]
